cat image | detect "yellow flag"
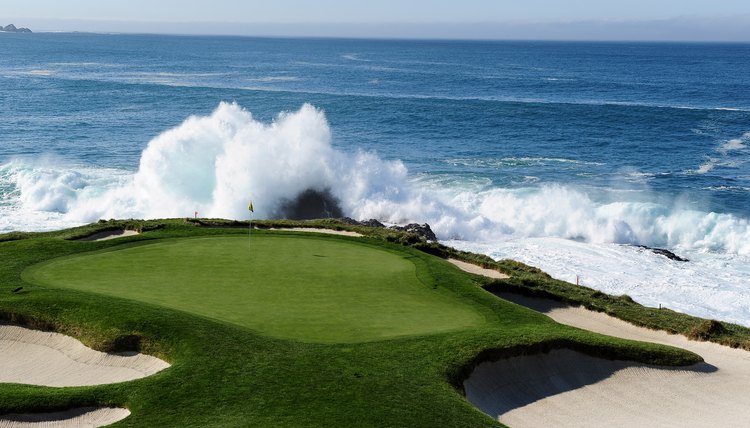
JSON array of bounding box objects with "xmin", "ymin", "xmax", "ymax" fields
[{"xmin": 248, "ymin": 201, "xmax": 254, "ymax": 212}]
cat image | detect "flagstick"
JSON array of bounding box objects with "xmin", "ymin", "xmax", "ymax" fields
[{"xmin": 247, "ymin": 200, "xmax": 254, "ymax": 250}]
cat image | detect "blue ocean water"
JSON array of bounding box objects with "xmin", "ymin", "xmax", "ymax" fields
[{"xmin": 1, "ymin": 33, "xmax": 750, "ymax": 323}]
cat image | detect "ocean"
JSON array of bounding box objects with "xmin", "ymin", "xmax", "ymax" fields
[{"xmin": 1, "ymin": 33, "xmax": 749, "ymax": 325}]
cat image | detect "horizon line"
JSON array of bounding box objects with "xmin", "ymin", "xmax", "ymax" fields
[
  {"xmin": 8, "ymin": 16, "xmax": 750, "ymax": 43},
  {"xmin": 13, "ymin": 30, "xmax": 750, "ymax": 45}
]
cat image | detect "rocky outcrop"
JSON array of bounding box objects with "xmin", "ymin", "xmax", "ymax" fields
[
  {"xmin": 1, "ymin": 24, "xmax": 32, "ymax": 33},
  {"xmin": 389, "ymin": 223, "xmax": 438, "ymax": 241},
  {"xmin": 338, "ymin": 218, "xmax": 437, "ymax": 241},
  {"xmin": 635, "ymin": 245, "xmax": 689, "ymax": 262},
  {"xmin": 338, "ymin": 217, "xmax": 363, "ymax": 226},
  {"xmin": 276, "ymin": 188, "xmax": 343, "ymax": 220},
  {"xmin": 361, "ymin": 219, "xmax": 386, "ymax": 228}
]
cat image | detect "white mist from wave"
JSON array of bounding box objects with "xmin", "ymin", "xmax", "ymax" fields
[{"xmin": 2, "ymin": 103, "xmax": 417, "ymax": 229}]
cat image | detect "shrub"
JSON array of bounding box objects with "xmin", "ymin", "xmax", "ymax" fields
[{"xmin": 687, "ymin": 319, "xmax": 726, "ymax": 341}]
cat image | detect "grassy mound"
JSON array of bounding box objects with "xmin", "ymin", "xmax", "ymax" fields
[{"xmin": 0, "ymin": 219, "xmax": 702, "ymax": 427}]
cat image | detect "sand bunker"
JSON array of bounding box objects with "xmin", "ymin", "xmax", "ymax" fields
[
  {"xmin": 0, "ymin": 324, "xmax": 169, "ymax": 387},
  {"xmin": 0, "ymin": 407, "xmax": 130, "ymax": 428},
  {"xmin": 447, "ymin": 259, "xmax": 509, "ymax": 279},
  {"xmin": 464, "ymin": 293, "xmax": 750, "ymax": 427},
  {"xmin": 76, "ymin": 229, "xmax": 140, "ymax": 242},
  {"xmin": 268, "ymin": 227, "xmax": 362, "ymax": 237}
]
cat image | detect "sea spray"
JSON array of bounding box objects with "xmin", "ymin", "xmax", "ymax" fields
[{"xmin": 6, "ymin": 103, "xmax": 415, "ymax": 226}]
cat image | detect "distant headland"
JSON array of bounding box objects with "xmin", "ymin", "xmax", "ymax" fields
[{"xmin": 1, "ymin": 24, "xmax": 32, "ymax": 33}]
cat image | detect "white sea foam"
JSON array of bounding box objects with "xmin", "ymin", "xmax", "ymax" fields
[
  {"xmin": 719, "ymin": 132, "xmax": 749, "ymax": 154},
  {"xmin": 446, "ymin": 238, "xmax": 750, "ymax": 327},
  {"xmin": 722, "ymin": 139, "xmax": 747, "ymax": 151},
  {"xmin": 0, "ymin": 161, "xmax": 132, "ymax": 232},
  {"xmin": 704, "ymin": 186, "xmax": 750, "ymax": 192},
  {"xmin": 14, "ymin": 69, "xmax": 56, "ymax": 76},
  {"xmin": 694, "ymin": 131, "xmax": 749, "ymax": 174},
  {"xmin": 4, "ymin": 103, "xmax": 750, "ymax": 324},
  {"xmin": 443, "ymin": 157, "xmax": 604, "ymax": 168},
  {"xmin": 248, "ymin": 76, "xmax": 301, "ymax": 83},
  {"xmin": 341, "ymin": 53, "xmax": 370, "ymax": 62}
]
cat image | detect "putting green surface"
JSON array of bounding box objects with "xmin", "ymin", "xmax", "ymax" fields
[{"xmin": 23, "ymin": 234, "xmax": 486, "ymax": 343}]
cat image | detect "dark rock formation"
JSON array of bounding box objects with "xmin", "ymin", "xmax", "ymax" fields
[
  {"xmin": 635, "ymin": 245, "xmax": 689, "ymax": 262},
  {"xmin": 337, "ymin": 217, "xmax": 362, "ymax": 225},
  {"xmin": 1, "ymin": 24, "xmax": 32, "ymax": 33},
  {"xmin": 338, "ymin": 217, "xmax": 385, "ymax": 228},
  {"xmin": 389, "ymin": 223, "xmax": 438, "ymax": 241},
  {"xmin": 275, "ymin": 188, "xmax": 343, "ymax": 220},
  {"xmin": 336, "ymin": 217, "xmax": 436, "ymax": 241},
  {"xmin": 361, "ymin": 219, "xmax": 386, "ymax": 228}
]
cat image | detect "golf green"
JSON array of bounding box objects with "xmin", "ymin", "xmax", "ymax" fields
[{"xmin": 23, "ymin": 234, "xmax": 487, "ymax": 343}]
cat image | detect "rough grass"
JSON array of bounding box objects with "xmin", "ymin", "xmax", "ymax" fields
[{"xmin": 0, "ymin": 219, "xmax": 704, "ymax": 427}]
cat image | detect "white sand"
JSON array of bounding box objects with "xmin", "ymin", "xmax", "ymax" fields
[
  {"xmin": 0, "ymin": 407, "xmax": 130, "ymax": 428},
  {"xmin": 447, "ymin": 259, "xmax": 509, "ymax": 279},
  {"xmin": 464, "ymin": 293, "xmax": 750, "ymax": 427},
  {"xmin": 76, "ymin": 229, "xmax": 139, "ymax": 242},
  {"xmin": 0, "ymin": 324, "xmax": 169, "ymax": 387},
  {"xmin": 268, "ymin": 227, "xmax": 362, "ymax": 237}
]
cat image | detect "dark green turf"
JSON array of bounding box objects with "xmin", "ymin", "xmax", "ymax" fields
[{"xmin": 23, "ymin": 235, "xmax": 486, "ymax": 343}]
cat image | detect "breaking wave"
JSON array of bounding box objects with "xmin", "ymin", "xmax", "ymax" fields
[{"xmin": 3, "ymin": 102, "xmax": 750, "ymax": 256}]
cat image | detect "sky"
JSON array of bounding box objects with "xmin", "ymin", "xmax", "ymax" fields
[{"xmin": 4, "ymin": 0, "xmax": 750, "ymax": 41}]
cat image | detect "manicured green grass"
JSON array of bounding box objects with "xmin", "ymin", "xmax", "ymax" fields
[
  {"xmin": 0, "ymin": 220, "xmax": 703, "ymax": 427},
  {"xmin": 23, "ymin": 234, "xmax": 487, "ymax": 343}
]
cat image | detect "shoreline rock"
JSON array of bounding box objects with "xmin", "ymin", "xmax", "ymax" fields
[
  {"xmin": 634, "ymin": 245, "xmax": 689, "ymax": 262},
  {"xmin": 389, "ymin": 223, "xmax": 438, "ymax": 241},
  {"xmin": 339, "ymin": 217, "xmax": 437, "ymax": 241}
]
